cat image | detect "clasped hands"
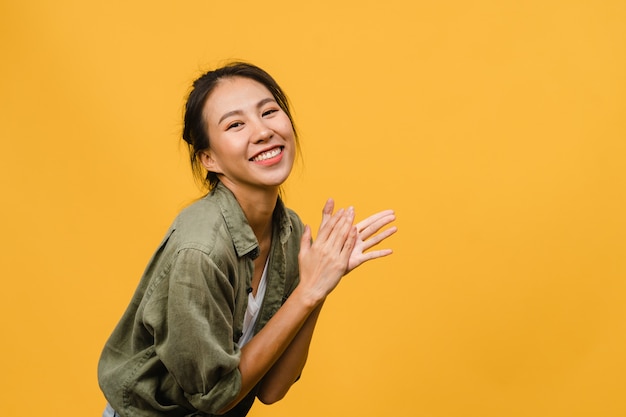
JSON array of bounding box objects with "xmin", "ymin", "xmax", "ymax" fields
[{"xmin": 298, "ymin": 199, "xmax": 397, "ymax": 300}]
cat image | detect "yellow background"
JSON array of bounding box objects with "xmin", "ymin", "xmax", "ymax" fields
[{"xmin": 1, "ymin": 0, "xmax": 625, "ymax": 416}]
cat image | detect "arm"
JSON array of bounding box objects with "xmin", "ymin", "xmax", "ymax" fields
[
  {"xmin": 255, "ymin": 301, "xmax": 325, "ymax": 404},
  {"xmin": 220, "ymin": 202, "xmax": 397, "ymax": 413},
  {"xmin": 218, "ymin": 205, "xmax": 357, "ymax": 413},
  {"xmin": 255, "ymin": 203, "xmax": 397, "ymax": 402}
]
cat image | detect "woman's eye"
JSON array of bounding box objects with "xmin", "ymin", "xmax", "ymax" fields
[
  {"xmin": 262, "ymin": 109, "xmax": 278, "ymax": 117},
  {"xmin": 227, "ymin": 121, "xmax": 243, "ymax": 130}
]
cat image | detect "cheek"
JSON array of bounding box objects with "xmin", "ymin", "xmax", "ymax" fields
[
  {"xmin": 276, "ymin": 116, "xmax": 295, "ymax": 140},
  {"xmin": 206, "ymin": 129, "xmax": 239, "ymax": 155}
]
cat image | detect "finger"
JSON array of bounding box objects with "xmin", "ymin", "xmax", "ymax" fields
[
  {"xmin": 360, "ymin": 225, "xmax": 398, "ymax": 252},
  {"xmin": 340, "ymin": 225, "xmax": 358, "ymax": 258},
  {"xmin": 298, "ymin": 225, "xmax": 312, "ymax": 257},
  {"xmin": 329, "ymin": 207, "xmax": 355, "ymax": 252},
  {"xmin": 357, "ymin": 212, "xmax": 396, "ymax": 240},
  {"xmin": 354, "ymin": 210, "xmax": 394, "ymax": 231},
  {"xmin": 355, "ymin": 210, "xmax": 395, "ymax": 234},
  {"xmin": 315, "ymin": 208, "xmax": 344, "ymax": 243},
  {"xmin": 357, "ymin": 248, "xmax": 394, "ymax": 264},
  {"xmin": 319, "ymin": 198, "xmax": 335, "ymax": 230}
]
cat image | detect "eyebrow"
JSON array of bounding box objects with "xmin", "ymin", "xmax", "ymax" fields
[{"xmin": 218, "ymin": 97, "xmax": 277, "ymax": 125}]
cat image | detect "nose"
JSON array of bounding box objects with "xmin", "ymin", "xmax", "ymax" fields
[
  {"xmin": 257, "ymin": 129, "xmax": 273, "ymax": 141},
  {"xmin": 252, "ymin": 120, "xmax": 274, "ymax": 143}
]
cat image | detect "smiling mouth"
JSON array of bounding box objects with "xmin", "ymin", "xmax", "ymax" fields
[{"xmin": 250, "ymin": 147, "xmax": 283, "ymax": 162}]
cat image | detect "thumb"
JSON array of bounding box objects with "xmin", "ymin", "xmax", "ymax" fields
[{"xmin": 299, "ymin": 224, "xmax": 312, "ymax": 255}]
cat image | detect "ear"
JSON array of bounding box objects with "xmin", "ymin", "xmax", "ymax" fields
[{"xmin": 199, "ymin": 150, "xmax": 222, "ymax": 173}]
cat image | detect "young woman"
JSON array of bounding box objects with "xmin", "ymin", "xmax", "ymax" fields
[{"xmin": 98, "ymin": 62, "xmax": 396, "ymax": 417}]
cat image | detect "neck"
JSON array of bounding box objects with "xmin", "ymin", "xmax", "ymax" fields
[{"xmin": 219, "ymin": 179, "xmax": 279, "ymax": 242}]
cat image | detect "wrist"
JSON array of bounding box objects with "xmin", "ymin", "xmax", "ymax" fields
[{"xmin": 290, "ymin": 285, "xmax": 326, "ymax": 310}]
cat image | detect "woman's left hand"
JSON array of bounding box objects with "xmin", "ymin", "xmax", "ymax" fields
[
  {"xmin": 318, "ymin": 201, "xmax": 397, "ymax": 274},
  {"xmin": 347, "ymin": 209, "xmax": 397, "ymax": 273}
]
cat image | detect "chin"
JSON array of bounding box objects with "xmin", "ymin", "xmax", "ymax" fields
[{"xmin": 265, "ymin": 172, "xmax": 292, "ymax": 188}]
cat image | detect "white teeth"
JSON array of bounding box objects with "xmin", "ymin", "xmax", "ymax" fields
[{"xmin": 252, "ymin": 147, "xmax": 282, "ymax": 162}]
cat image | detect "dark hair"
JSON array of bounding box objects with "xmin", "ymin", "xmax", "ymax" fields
[{"xmin": 182, "ymin": 62, "xmax": 299, "ymax": 191}]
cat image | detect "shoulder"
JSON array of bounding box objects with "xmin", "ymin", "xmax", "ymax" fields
[
  {"xmin": 168, "ymin": 185, "xmax": 258, "ymax": 259},
  {"xmin": 169, "ymin": 195, "xmax": 229, "ymax": 253},
  {"xmin": 176, "ymin": 196, "xmax": 222, "ymax": 229}
]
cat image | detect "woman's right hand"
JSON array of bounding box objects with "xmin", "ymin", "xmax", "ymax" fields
[{"xmin": 297, "ymin": 199, "xmax": 357, "ymax": 305}]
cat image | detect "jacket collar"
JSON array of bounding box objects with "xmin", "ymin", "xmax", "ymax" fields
[{"xmin": 212, "ymin": 182, "xmax": 293, "ymax": 259}]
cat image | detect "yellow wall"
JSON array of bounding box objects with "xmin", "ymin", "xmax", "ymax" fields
[{"xmin": 1, "ymin": 1, "xmax": 625, "ymax": 416}]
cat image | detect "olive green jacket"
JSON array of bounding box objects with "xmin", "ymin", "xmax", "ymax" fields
[{"xmin": 98, "ymin": 182, "xmax": 303, "ymax": 416}]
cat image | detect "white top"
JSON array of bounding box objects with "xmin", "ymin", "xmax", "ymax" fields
[{"xmin": 237, "ymin": 256, "xmax": 269, "ymax": 347}]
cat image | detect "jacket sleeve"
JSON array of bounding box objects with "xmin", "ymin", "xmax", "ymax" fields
[{"xmin": 142, "ymin": 246, "xmax": 242, "ymax": 415}]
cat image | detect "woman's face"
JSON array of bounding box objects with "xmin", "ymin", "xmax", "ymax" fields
[{"xmin": 200, "ymin": 76, "xmax": 296, "ymax": 195}]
